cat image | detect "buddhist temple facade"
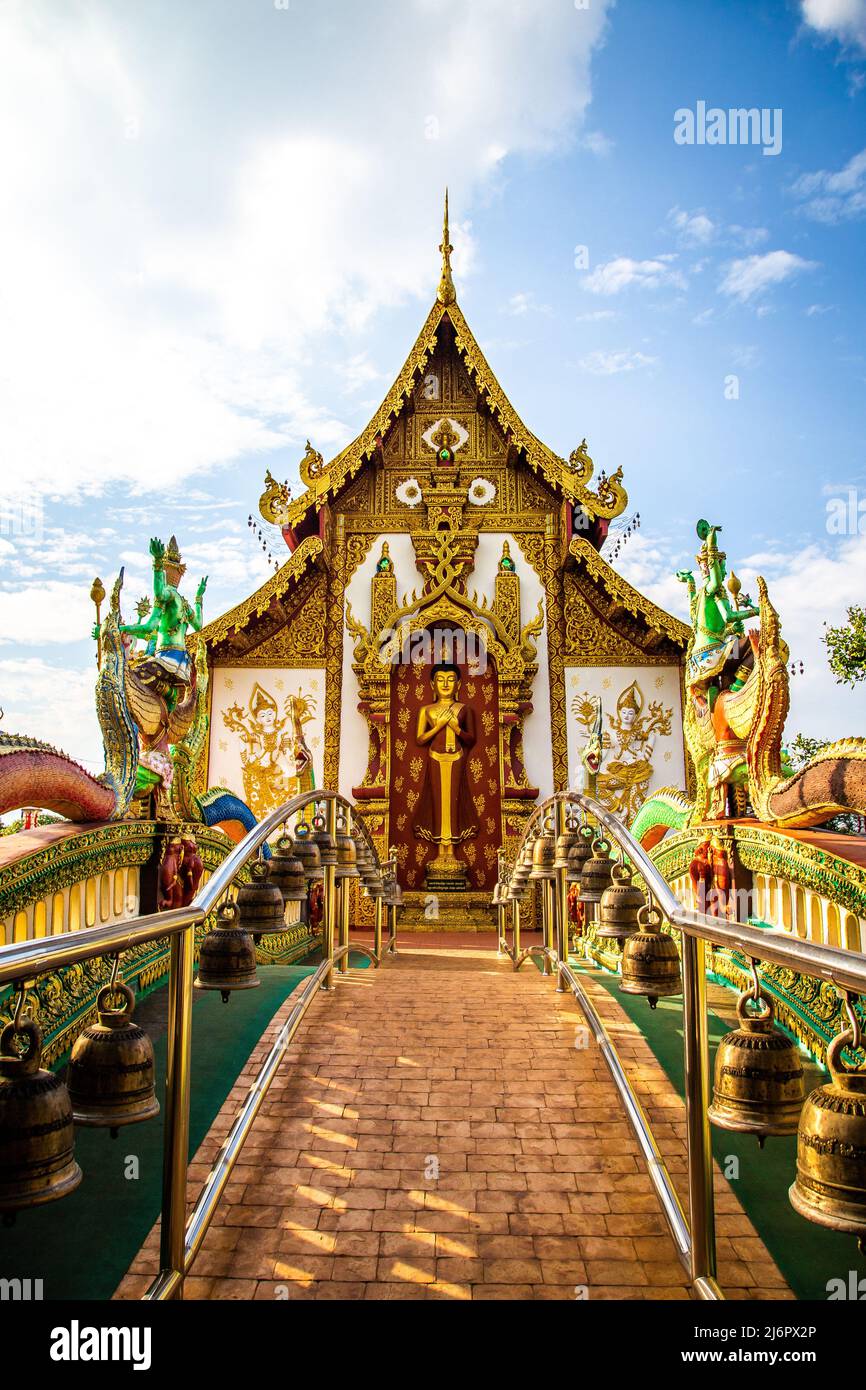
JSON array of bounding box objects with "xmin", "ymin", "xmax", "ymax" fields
[{"xmin": 198, "ymin": 199, "xmax": 690, "ymax": 922}]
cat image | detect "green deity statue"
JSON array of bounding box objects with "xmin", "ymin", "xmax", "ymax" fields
[
  {"xmin": 676, "ymin": 520, "xmax": 758, "ymax": 711},
  {"xmin": 96, "ymin": 536, "xmax": 207, "ymax": 711}
]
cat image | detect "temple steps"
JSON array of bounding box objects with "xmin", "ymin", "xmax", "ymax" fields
[{"xmin": 115, "ymin": 935, "xmax": 790, "ymax": 1301}]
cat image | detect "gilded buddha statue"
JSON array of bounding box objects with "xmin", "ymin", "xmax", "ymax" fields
[{"xmin": 414, "ymin": 662, "xmax": 477, "ymax": 888}]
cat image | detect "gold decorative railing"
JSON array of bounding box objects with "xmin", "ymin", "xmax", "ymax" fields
[
  {"xmin": 0, "ymin": 791, "xmax": 399, "ymax": 1300},
  {"xmin": 495, "ymin": 791, "xmax": 866, "ymax": 1302}
]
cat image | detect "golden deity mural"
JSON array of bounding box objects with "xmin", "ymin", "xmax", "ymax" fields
[
  {"xmin": 221, "ymin": 684, "xmax": 315, "ymax": 818},
  {"xmin": 414, "ymin": 663, "xmax": 478, "ymax": 889},
  {"xmin": 572, "ymin": 680, "xmax": 673, "ymax": 821}
]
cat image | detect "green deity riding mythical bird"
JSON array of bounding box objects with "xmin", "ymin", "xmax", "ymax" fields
[
  {"xmin": 676, "ymin": 519, "xmax": 758, "ymax": 714},
  {"xmin": 96, "ymin": 536, "xmax": 207, "ymax": 713},
  {"xmin": 0, "ymin": 534, "xmax": 267, "ymax": 847},
  {"xmin": 630, "ymin": 518, "xmax": 866, "ymax": 846}
]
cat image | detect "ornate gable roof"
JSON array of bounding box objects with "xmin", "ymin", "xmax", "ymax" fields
[
  {"xmin": 259, "ymin": 196, "xmax": 628, "ymax": 536},
  {"xmin": 203, "ymin": 197, "xmax": 686, "ymax": 659}
]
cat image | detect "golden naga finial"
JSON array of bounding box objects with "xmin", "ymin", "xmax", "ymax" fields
[{"xmin": 437, "ymin": 188, "xmax": 456, "ymax": 306}]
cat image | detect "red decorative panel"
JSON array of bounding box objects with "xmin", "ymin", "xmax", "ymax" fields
[{"xmin": 388, "ymin": 631, "xmax": 502, "ymax": 891}]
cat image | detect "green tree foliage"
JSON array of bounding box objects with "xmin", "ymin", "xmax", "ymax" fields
[{"xmin": 824, "ymin": 605, "xmax": 866, "ymax": 687}]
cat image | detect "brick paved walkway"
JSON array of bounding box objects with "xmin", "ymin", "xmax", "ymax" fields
[{"xmin": 115, "ymin": 935, "xmax": 790, "ymax": 1301}]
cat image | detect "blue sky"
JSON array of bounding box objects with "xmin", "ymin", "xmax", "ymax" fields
[{"xmin": 0, "ymin": 0, "xmax": 864, "ymax": 776}]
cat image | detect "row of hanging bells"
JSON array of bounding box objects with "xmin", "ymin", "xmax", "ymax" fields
[
  {"xmin": 503, "ymin": 805, "xmax": 866, "ymax": 1250},
  {"xmin": 0, "ymin": 962, "xmax": 160, "ymax": 1219}
]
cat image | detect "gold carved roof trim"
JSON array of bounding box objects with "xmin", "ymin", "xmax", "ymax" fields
[
  {"xmin": 197, "ymin": 534, "xmax": 324, "ymax": 649},
  {"xmin": 273, "ymin": 298, "xmax": 629, "ymax": 530},
  {"xmin": 569, "ymin": 535, "xmax": 690, "ymax": 648},
  {"xmin": 278, "ymin": 302, "xmax": 444, "ymax": 529}
]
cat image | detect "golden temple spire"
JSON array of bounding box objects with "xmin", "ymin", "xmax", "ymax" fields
[{"xmin": 437, "ymin": 188, "xmax": 456, "ymax": 306}]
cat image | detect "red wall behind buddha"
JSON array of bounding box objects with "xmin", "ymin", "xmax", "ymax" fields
[{"xmin": 388, "ymin": 633, "xmax": 502, "ymax": 892}]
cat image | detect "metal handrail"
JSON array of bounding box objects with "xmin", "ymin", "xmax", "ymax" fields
[
  {"xmin": 0, "ymin": 788, "xmax": 387, "ymax": 987},
  {"xmin": 0, "ymin": 787, "xmax": 397, "ymax": 1300},
  {"xmin": 512, "ymin": 790, "xmax": 866, "ymax": 993},
  {"xmin": 501, "ymin": 788, "xmax": 866, "ymax": 1302}
]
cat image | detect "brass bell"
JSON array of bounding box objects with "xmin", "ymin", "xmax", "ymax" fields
[
  {"xmin": 513, "ymin": 846, "xmax": 531, "ymax": 886},
  {"xmin": 553, "ymin": 811, "xmax": 581, "ymax": 872},
  {"xmin": 269, "ymin": 833, "xmax": 307, "ymax": 924},
  {"xmin": 790, "ymin": 1022, "xmax": 866, "ymax": 1247},
  {"xmin": 311, "ymin": 810, "xmax": 338, "ymax": 867},
  {"xmin": 196, "ymin": 899, "xmax": 261, "ymax": 1002},
  {"xmin": 620, "ymin": 904, "xmax": 681, "ymax": 1008},
  {"xmin": 292, "ymin": 819, "xmax": 323, "ymax": 882},
  {"xmin": 68, "ymin": 981, "xmax": 160, "ymax": 1135},
  {"xmin": 518, "ymin": 831, "xmax": 536, "ymax": 875},
  {"xmin": 566, "ymin": 825, "xmax": 595, "ymax": 883},
  {"xmin": 0, "ymin": 1017, "xmax": 82, "ymax": 1217},
  {"xmin": 508, "ymin": 877, "xmax": 528, "ymax": 903},
  {"xmin": 708, "ymin": 989, "xmax": 805, "ymax": 1146},
  {"xmin": 579, "ymin": 837, "xmax": 615, "ymax": 904},
  {"xmin": 335, "ymin": 815, "xmax": 360, "ymax": 880},
  {"xmin": 353, "ymin": 826, "xmax": 375, "ymax": 876},
  {"xmin": 236, "ymin": 858, "xmax": 285, "ymax": 937},
  {"xmin": 597, "ymin": 862, "xmax": 643, "ymax": 939},
  {"xmin": 528, "ymin": 817, "xmax": 556, "ymax": 881}
]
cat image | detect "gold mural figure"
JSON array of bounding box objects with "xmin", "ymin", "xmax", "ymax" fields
[
  {"xmin": 222, "ymin": 684, "xmax": 316, "ymax": 818},
  {"xmin": 572, "ymin": 680, "xmax": 672, "ymax": 821}
]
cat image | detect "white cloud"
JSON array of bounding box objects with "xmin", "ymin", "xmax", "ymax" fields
[
  {"xmin": 791, "ymin": 147, "xmax": 866, "ymax": 223},
  {"xmin": 730, "ymin": 225, "xmax": 771, "ymax": 248},
  {"xmin": 0, "ymin": 581, "xmax": 95, "ymax": 647},
  {"xmin": 801, "ymin": 0, "xmax": 866, "ymax": 51},
  {"xmin": 580, "ymin": 130, "xmax": 615, "ymax": 156},
  {"xmin": 338, "ymin": 353, "xmax": 385, "ymax": 395},
  {"xmin": 718, "ymin": 250, "xmax": 818, "ymax": 302},
  {"xmin": 730, "ymin": 344, "xmax": 763, "ymax": 369},
  {"xmin": 0, "ymin": 657, "xmax": 102, "ymax": 771},
  {"xmin": 581, "ymin": 256, "xmax": 686, "ymax": 296},
  {"xmin": 505, "ymin": 291, "xmax": 551, "ymax": 316},
  {"xmin": 575, "ymin": 309, "xmax": 617, "ymax": 322},
  {"xmin": 0, "ymin": 0, "xmax": 614, "ymax": 501},
  {"xmin": 618, "ymin": 530, "xmax": 866, "ymax": 743},
  {"xmin": 668, "ymin": 207, "xmax": 716, "ymax": 245},
  {"xmin": 577, "ymin": 349, "xmax": 658, "ymax": 375}
]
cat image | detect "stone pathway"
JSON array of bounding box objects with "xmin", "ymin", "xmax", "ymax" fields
[{"xmin": 115, "ymin": 934, "xmax": 790, "ymax": 1301}]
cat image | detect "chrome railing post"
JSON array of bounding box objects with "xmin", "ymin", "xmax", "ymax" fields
[
  {"xmin": 388, "ymin": 848, "xmax": 398, "ymax": 954},
  {"xmin": 321, "ymin": 799, "xmax": 337, "ymax": 989},
  {"xmin": 554, "ymin": 795, "xmax": 569, "ymax": 991},
  {"xmin": 681, "ymin": 930, "xmax": 717, "ymax": 1284},
  {"xmin": 158, "ymin": 919, "xmax": 195, "ymax": 1298},
  {"xmin": 512, "ymin": 896, "xmax": 521, "ymax": 960},
  {"xmin": 545, "ymin": 878, "xmax": 558, "ymax": 975},
  {"xmin": 374, "ymin": 894, "xmax": 384, "ymax": 961},
  {"xmin": 338, "ymin": 876, "xmax": 350, "ymax": 976}
]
